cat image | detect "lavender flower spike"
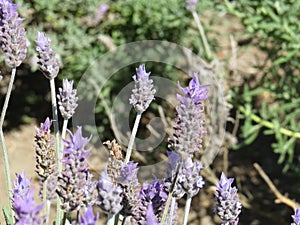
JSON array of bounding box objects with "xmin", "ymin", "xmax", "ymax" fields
[
  {"xmin": 35, "ymin": 117, "xmax": 56, "ymax": 179},
  {"xmin": 214, "ymin": 172, "xmax": 242, "ymax": 225},
  {"xmin": 78, "ymin": 206, "xmax": 99, "ymax": 225},
  {"xmin": 292, "ymin": 207, "xmax": 300, "ymax": 225},
  {"xmin": 97, "ymin": 172, "xmax": 123, "ymax": 215},
  {"xmin": 169, "ymin": 73, "xmax": 208, "ymax": 157},
  {"xmin": 12, "ymin": 172, "xmax": 44, "ymax": 225},
  {"xmin": 57, "ymin": 79, "xmax": 78, "ymax": 119},
  {"xmin": 57, "ymin": 127, "xmax": 93, "ymax": 212},
  {"xmin": 0, "ymin": 0, "xmax": 27, "ymax": 67},
  {"xmin": 129, "ymin": 64, "xmax": 156, "ymax": 113},
  {"xmin": 36, "ymin": 32, "xmax": 60, "ymax": 79}
]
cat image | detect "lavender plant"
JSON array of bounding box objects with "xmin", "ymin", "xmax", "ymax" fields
[{"xmin": 0, "ymin": 1, "xmax": 259, "ymax": 224}]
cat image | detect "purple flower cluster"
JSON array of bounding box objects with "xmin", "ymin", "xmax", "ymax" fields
[
  {"xmin": 0, "ymin": 0, "xmax": 27, "ymax": 67},
  {"xmin": 214, "ymin": 173, "xmax": 242, "ymax": 225},
  {"xmin": 129, "ymin": 64, "xmax": 156, "ymax": 113},
  {"xmin": 57, "ymin": 127, "xmax": 95, "ymax": 212},
  {"xmin": 36, "ymin": 32, "xmax": 60, "ymax": 79},
  {"xmin": 97, "ymin": 172, "xmax": 123, "ymax": 215},
  {"xmin": 57, "ymin": 79, "xmax": 78, "ymax": 120},
  {"xmin": 138, "ymin": 179, "xmax": 168, "ymax": 224},
  {"xmin": 12, "ymin": 171, "xmax": 44, "ymax": 225},
  {"xmin": 169, "ymin": 73, "xmax": 208, "ymax": 157}
]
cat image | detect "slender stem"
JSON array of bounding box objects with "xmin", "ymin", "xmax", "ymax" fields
[
  {"xmin": 182, "ymin": 195, "xmax": 192, "ymax": 225},
  {"xmin": 0, "ymin": 130, "xmax": 13, "ymax": 223},
  {"xmin": 42, "ymin": 180, "xmax": 49, "ymax": 222},
  {"xmin": 121, "ymin": 216, "xmax": 127, "ymax": 225},
  {"xmin": 107, "ymin": 213, "xmax": 115, "ymax": 225},
  {"xmin": 45, "ymin": 200, "xmax": 50, "ymax": 225},
  {"xmin": 167, "ymin": 197, "xmax": 176, "ymax": 225},
  {"xmin": 125, "ymin": 112, "xmax": 142, "ymax": 163},
  {"xmin": 161, "ymin": 160, "xmax": 183, "ymax": 224},
  {"xmin": 0, "ymin": 67, "xmax": 17, "ymax": 223},
  {"xmin": 0, "ymin": 67, "xmax": 16, "ymax": 127},
  {"xmin": 60, "ymin": 119, "xmax": 68, "ymax": 151},
  {"xmin": 192, "ymin": 10, "xmax": 212, "ymax": 60},
  {"xmin": 50, "ymin": 78, "xmax": 62, "ymax": 225},
  {"xmin": 114, "ymin": 213, "xmax": 119, "ymax": 225}
]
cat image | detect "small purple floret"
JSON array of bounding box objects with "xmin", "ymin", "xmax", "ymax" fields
[
  {"xmin": 78, "ymin": 206, "xmax": 99, "ymax": 225},
  {"xmin": 292, "ymin": 207, "xmax": 300, "ymax": 225}
]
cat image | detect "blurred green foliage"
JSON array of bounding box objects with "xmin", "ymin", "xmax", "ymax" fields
[{"xmin": 219, "ymin": 0, "xmax": 300, "ymax": 171}]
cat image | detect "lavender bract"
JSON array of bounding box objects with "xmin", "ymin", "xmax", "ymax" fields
[
  {"xmin": 169, "ymin": 73, "xmax": 208, "ymax": 157},
  {"xmin": 129, "ymin": 64, "xmax": 156, "ymax": 113},
  {"xmin": 12, "ymin": 172, "xmax": 44, "ymax": 225},
  {"xmin": 145, "ymin": 204, "xmax": 159, "ymax": 225},
  {"xmin": 57, "ymin": 79, "xmax": 78, "ymax": 119},
  {"xmin": 77, "ymin": 206, "xmax": 99, "ymax": 225},
  {"xmin": 57, "ymin": 127, "xmax": 93, "ymax": 212},
  {"xmin": 214, "ymin": 172, "xmax": 242, "ymax": 225},
  {"xmin": 36, "ymin": 32, "xmax": 60, "ymax": 79},
  {"xmin": 292, "ymin": 207, "xmax": 300, "ymax": 225},
  {"xmin": 0, "ymin": 0, "xmax": 27, "ymax": 67}
]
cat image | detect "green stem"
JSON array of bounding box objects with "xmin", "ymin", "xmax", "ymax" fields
[
  {"xmin": 167, "ymin": 197, "xmax": 176, "ymax": 225},
  {"xmin": 192, "ymin": 10, "xmax": 212, "ymax": 60},
  {"xmin": 182, "ymin": 195, "xmax": 192, "ymax": 225},
  {"xmin": 124, "ymin": 112, "xmax": 142, "ymax": 163},
  {"xmin": 42, "ymin": 180, "xmax": 49, "ymax": 222},
  {"xmin": 60, "ymin": 119, "xmax": 68, "ymax": 150},
  {"xmin": 49, "ymin": 78, "xmax": 62, "ymax": 225},
  {"xmin": 237, "ymin": 105, "xmax": 300, "ymax": 139},
  {"xmin": 107, "ymin": 213, "xmax": 115, "ymax": 225},
  {"xmin": 161, "ymin": 160, "xmax": 183, "ymax": 224},
  {"xmin": 114, "ymin": 213, "xmax": 119, "ymax": 225},
  {"xmin": 0, "ymin": 67, "xmax": 17, "ymax": 223}
]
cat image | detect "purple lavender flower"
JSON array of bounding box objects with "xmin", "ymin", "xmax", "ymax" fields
[
  {"xmin": 12, "ymin": 172, "xmax": 44, "ymax": 225},
  {"xmin": 176, "ymin": 157, "xmax": 204, "ymax": 197},
  {"xmin": 292, "ymin": 207, "xmax": 300, "ymax": 225},
  {"xmin": 214, "ymin": 172, "xmax": 242, "ymax": 225},
  {"xmin": 97, "ymin": 172, "xmax": 123, "ymax": 215},
  {"xmin": 129, "ymin": 64, "xmax": 156, "ymax": 113},
  {"xmin": 137, "ymin": 179, "xmax": 168, "ymax": 224},
  {"xmin": 0, "ymin": 0, "xmax": 27, "ymax": 67},
  {"xmin": 57, "ymin": 79, "xmax": 78, "ymax": 119},
  {"xmin": 36, "ymin": 32, "xmax": 60, "ymax": 79},
  {"xmin": 118, "ymin": 161, "xmax": 139, "ymax": 186},
  {"xmin": 57, "ymin": 127, "xmax": 93, "ymax": 212},
  {"xmin": 12, "ymin": 171, "xmax": 31, "ymax": 199},
  {"xmin": 169, "ymin": 73, "xmax": 208, "ymax": 157},
  {"xmin": 185, "ymin": 0, "xmax": 198, "ymax": 11},
  {"xmin": 94, "ymin": 4, "xmax": 109, "ymax": 24},
  {"xmin": 145, "ymin": 204, "xmax": 159, "ymax": 225},
  {"xmin": 77, "ymin": 206, "xmax": 99, "ymax": 225}
]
